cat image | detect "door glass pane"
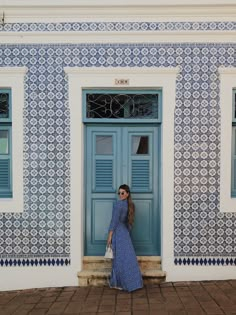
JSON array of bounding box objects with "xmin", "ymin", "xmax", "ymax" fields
[
  {"xmin": 0, "ymin": 92, "xmax": 10, "ymax": 119},
  {"xmin": 234, "ymin": 92, "xmax": 236, "ymax": 120},
  {"xmin": 96, "ymin": 136, "xmax": 113, "ymax": 154},
  {"xmin": 234, "ymin": 127, "xmax": 236, "ymax": 155},
  {"xmin": 132, "ymin": 136, "xmax": 149, "ymax": 154},
  {"xmin": 0, "ymin": 130, "xmax": 9, "ymax": 154}
]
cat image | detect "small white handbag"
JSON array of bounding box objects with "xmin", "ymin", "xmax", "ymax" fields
[{"xmin": 104, "ymin": 245, "xmax": 113, "ymax": 259}]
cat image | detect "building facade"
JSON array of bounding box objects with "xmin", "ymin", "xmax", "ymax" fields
[{"xmin": 0, "ymin": 0, "xmax": 236, "ymax": 290}]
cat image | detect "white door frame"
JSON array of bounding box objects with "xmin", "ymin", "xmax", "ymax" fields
[{"xmin": 65, "ymin": 67, "xmax": 178, "ymax": 281}]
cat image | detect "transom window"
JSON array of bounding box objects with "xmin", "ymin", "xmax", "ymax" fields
[
  {"xmin": 83, "ymin": 90, "xmax": 161, "ymax": 123},
  {"xmin": 0, "ymin": 88, "xmax": 12, "ymax": 198},
  {"xmin": 0, "ymin": 89, "xmax": 11, "ymax": 122}
]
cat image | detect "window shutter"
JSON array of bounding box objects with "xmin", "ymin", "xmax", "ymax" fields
[
  {"xmin": 95, "ymin": 159, "xmax": 113, "ymax": 189},
  {"xmin": 0, "ymin": 159, "xmax": 11, "ymax": 197},
  {"xmin": 131, "ymin": 160, "xmax": 150, "ymax": 190}
]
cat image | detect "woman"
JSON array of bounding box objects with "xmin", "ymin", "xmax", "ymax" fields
[{"xmin": 107, "ymin": 184, "xmax": 143, "ymax": 292}]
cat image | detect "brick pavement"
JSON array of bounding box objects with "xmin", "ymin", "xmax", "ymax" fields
[{"xmin": 0, "ymin": 280, "xmax": 236, "ymax": 315}]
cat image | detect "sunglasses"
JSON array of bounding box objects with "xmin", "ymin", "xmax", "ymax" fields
[{"xmin": 118, "ymin": 192, "xmax": 125, "ymax": 195}]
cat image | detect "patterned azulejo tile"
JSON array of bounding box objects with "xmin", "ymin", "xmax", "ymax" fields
[{"xmin": 0, "ymin": 40, "xmax": 236, "ymax": 266}]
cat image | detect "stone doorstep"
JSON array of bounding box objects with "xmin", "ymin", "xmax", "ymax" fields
[
  {"xmin": 83, "ymin": 256, "xmax": 162, "ymax": 271},
  {"xmin": 77, "ymin": 269, "xmax": 166, "ymax": 287}
]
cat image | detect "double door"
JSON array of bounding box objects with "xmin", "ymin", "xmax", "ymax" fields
[{"xmin": 85, "ymin": 125, "xmax": 160, "ymax": 255}]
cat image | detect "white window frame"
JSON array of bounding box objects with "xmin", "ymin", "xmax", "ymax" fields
[
  {"xmin": 0, "ymin": 67, "xmax": 27, "ymax": 213},
  {"xmin": 219, "ymin": 67, "xmax": 236, "ymax": 212}
]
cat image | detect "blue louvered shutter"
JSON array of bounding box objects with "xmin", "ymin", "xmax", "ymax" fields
[
  {"xmin": 132, "ymin": 160, "xmax": 150, "ymax": 190},
  {"xmin": 93, "ymin": 134, "xmax": 116, "ymax": 192},
  {"xmin": 131, "ymin": 158, "xmax": 151, "ymax": 192},
  {"xmin": 0, "ymin": 89, "xmax": 12, "ymax": 198},
  {"xmin": 129, "ymin": 133, "xmax": 152, "ymax": 192},
  {"xmin": 0, "ymin": 159, "xmax": 11, "ymax": 197},
  {"xmin": 95, "ymin": 160, "xmax": 113, "ymax": 189}
]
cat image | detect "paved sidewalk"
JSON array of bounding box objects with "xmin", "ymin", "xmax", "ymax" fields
[{"xmin": 1, "ymin": 281, "xmax": 236, "ymax": 315}]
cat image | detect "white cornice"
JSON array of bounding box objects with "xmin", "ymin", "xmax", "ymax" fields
[
  {"xmin": 0, "ymin": 67, "xmax": 28, "ymax": 75},
  {"xmin": 64, "ymin": 67, "xmax": 180, "ymax": 75},
  {"xmin": 1, "ymin": 3, "xmax": 236, "ymax": 21},
  {"xmin": 218, "ymin": 67, "xmax": 236, "ymax": 75},
  {"xmin": 0, "ymin": 31, "xmax": 236, "ymax": 44},
  {"xmin": 1, "ymin": 0, "xmax": 236, "ymax": 6}
]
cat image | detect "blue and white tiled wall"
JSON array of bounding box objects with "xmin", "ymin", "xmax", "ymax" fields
[
  {"xmin": 0, "ymin": 21, "xmax": 236, "ymax": 32},
  {"xmin": 0, "ymin": 21, "xmax": 236, "ymax": 267}
]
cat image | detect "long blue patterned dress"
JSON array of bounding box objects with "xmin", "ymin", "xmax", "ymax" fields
[{"xmin": 108, "ymin": 199, "xmax": 143, "ymax": 292}]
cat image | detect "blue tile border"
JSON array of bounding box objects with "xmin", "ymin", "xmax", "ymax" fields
[
  {"xmin": 0, "ymin": 21, "xmax": 235, "ymax": 33},
  {"xmin": 174, "ymin": 258, "xmax": 236, "ymax": 266},
  {"xmin": 0, "ymin": 258, "xmax": 71, "ymax": 267}
]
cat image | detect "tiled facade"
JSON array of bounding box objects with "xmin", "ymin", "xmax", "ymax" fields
[
  {"xmin": 0, "ymin": 18, "xmax": 236, "ymax": 273},
  {"xmin": 0, "ymin": 21, "xmax": 236, "ymax": 32}
]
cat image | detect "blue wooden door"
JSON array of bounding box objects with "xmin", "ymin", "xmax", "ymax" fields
[{"xmin": 85, "ymin": 125, "xmax": 160, "ymax": 255}]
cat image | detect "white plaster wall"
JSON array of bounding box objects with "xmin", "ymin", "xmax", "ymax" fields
[
  {"xmin": 2, "ymin": 0, "xmax": 236, "ymax": 6},
  {"xmin": 0, "ymin": 267, "xmax": 78, "ymax": 291},
  {"xmin": 1, "ymin": 0, "xmax": 236, "ymax": 23},
  {"xmin": 1, "ymin": 32, "xmax": 236, "ymax": 45},
  {"xmin": 165, "ymin": 265, "xmax": 236, "ymax": 282},
  {"xmin": 219, "ymin": 67, "xmax": 236, "ymax": 212}
]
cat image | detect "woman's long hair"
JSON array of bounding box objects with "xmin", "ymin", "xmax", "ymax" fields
[{"xmin": 119, "ymin": 184, "xmax": 135, "ymax": 226}]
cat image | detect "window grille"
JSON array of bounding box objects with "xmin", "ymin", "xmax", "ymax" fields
[{"xmin": 83, "ymin": 90, "xmax": 161, "ymax": 123}]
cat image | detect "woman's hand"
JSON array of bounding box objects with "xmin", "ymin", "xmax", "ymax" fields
[{"xmin": 107, "ymin": 231, "xmax": 113, "ymax": 245}]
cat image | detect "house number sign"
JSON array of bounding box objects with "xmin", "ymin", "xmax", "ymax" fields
[{"xmin": 114, "ymin": 79, "xmax": 129, "ymax": 85}]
